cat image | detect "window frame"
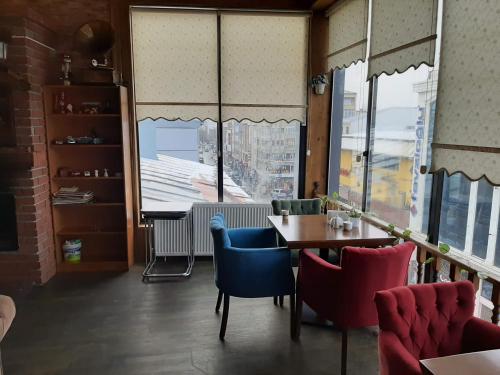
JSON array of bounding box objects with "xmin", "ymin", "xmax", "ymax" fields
[
  {"xmin": 130, "ymin": 8, "xmax": 310, "ymax": 207},
  {"xmin": 328, "ymin": 65, "xmax": 500, "ymax": 276}
]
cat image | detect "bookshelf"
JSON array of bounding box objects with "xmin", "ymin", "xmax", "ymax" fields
[{"xmin": 43, "ymin": 85, "xmax": 134, "ymax": 272}]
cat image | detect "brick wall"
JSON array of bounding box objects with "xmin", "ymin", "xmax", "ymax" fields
[{"xmin": 0, "ymin": 0, "xmax": 111, "ymax": 291}]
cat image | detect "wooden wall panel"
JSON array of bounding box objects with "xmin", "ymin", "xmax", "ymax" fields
[{"xmin": 305, "ymin": 12, "xmax": 330, "ymax": 197}]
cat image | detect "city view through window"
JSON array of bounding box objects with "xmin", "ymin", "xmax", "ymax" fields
[
  {"xmin": 138, "ymin": 118, "xmax": 300, "ymax": 205},
  {"xmin": 335, "ymin": 62, "xmax": 437, "ymax": 232}
]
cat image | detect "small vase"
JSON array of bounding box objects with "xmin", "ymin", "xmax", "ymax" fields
[{"xmin": 314, "ymin": 83, "xmax": 326, "ymax": 95}]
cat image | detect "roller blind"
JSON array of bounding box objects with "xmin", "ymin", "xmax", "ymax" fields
[
  {"xmin": 220, "ymin": 13, "xmax": 309, "ymax": 123},
  {"xmin": 430, "ymin": 0, "xmax": 500, "ymax": 185},
  {"xmin": 130, "ymin": 9, "xmax": 218, "ymax": 121},
  {"xmin": 368, "ymin": 0, "xmax": 438, "ymax": 79},
  {"xmin": 327, "ymin": 0, "xmax": 368, "ymax": 71}
]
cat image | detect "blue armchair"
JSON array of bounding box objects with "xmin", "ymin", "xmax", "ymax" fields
[{"xmin": 210, "ymin": 213, "xmax": 295, "ymax": 340}]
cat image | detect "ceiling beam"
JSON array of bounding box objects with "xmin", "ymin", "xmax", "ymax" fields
[{"xmin": 311, "ymin": 0, "xmax": 336, "ymax": 11}]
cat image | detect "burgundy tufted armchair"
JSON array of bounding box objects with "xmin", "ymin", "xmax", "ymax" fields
[
  {"xmin": 296, "ymin": 241, "xmax": 415, "ymax": 375},
  {"xmin": 374, "ymin": 281, "xmax": 500, "ymax": 375}
]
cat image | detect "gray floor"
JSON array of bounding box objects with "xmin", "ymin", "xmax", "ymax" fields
[{"xmin": 2, "ymin": 259, "xmax": 379, "ymax": 375}]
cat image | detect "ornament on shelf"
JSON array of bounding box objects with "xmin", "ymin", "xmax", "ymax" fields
[{"xmin": 61, "ymin": 55, "xmax": 72, "ymax": 86}]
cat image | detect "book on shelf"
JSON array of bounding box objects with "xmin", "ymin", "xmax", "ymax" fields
[{"xmin": 53, "ymin": 186, "xmax": 95, "ymax": 205}]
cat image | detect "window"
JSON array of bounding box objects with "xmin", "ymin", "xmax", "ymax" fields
[
  {"xmin": 222, "ymin": 120, "xmax": 301, "ymax": 202},
  {"xmin": 439, "ymin": 174, "xmax": 470, "ymax": 251},
  {"xmin": 366, "ymin": 66, "xmax": 437, "ymax": 230},
  {"xmin": 131, "ymin": 9, "xmax": 308, "ymax": 205},
  {"xmin": 329, "ymin": 61, "xmax": 369, "ymax": 208},
  {"xmin": 138, "ymin": 119, "xmax": 219, "ymax": 205},
  {"xmin": 472, "ymin": 179, "xmax": 493, "ymax": 259}
]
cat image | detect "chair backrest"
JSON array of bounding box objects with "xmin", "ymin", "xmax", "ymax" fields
[
  {"xmin": 271, "ymin": 199, "xmax": 321, "ymax": 215},
  {"xmin": 375, "ymin": 281, "xmax": 475, "ymax": 360},
  {"xmin": 209, "ymin": 213, "xmax": 231, "ymax": 289},
  {"xmin": 335, "ymin": 241, "xmax": 415, "ymax": 328}
]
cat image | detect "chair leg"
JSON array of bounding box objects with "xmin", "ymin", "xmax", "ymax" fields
[
  {"xmin": 273, "ymin": 296, "xmax": 278, "ymax": 305},
  {"xmin": 294, "ymin": 289, "xmax": 303, "ymax": 340},
  {"xmin": 341, "ymin": 329, "xmax": 348, "ymax": 375},
  {"xmin": 289, "ymin": 293, "xmax": 296, "ymax": 339},
  {"xmin": 279, "ymin": 295, "xmax": 284, "ymax": 307},
  {"xmin": 219, "ymin": 294, "xmax": 230, "ymax": 340},
  {"xmin": 215, "ymin": 290, "xmax": 223, "ymax": 313}
]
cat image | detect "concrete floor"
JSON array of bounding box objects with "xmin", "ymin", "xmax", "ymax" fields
[{"xmin": 2, "ymin": 260, "xmax": 379, "ymax": 374}]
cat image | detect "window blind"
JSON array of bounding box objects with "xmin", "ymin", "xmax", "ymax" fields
[
  {"xmin": 327, "ymin": 0, "xmax": 368, "ymax": 71},
  {"xmin": 368, "ymin": 0, "xmax": 438, "ymax": 79},
  {"xmin": 220, "ymin": 13, "xmax": 309, "ymax": 123},
  {"xmin": 130, "ymin": 9, "xmax": 218, "ymax": 121},
  {"xmin": 430, "ymin": 0, "xmax": 500, "ymax": 185}
]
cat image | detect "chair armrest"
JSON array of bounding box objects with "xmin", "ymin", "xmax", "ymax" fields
[
  {"xmin": 219, "ymin": 246, "xmax": 294, "ymax": 298},
  {"xmin": 297, "ymin": 249, "xmax": 342, "ymax": 317},
  {"xmin": 379, "ymin": 331, "xmax": 422, "ymax": 375},
  {"xmin": 0, "ymin": 295, "xmax": 16, "ymax": 342},
  {"xmin": 298, "ymin": 249, "xmax": 341, "ymax": 290},
  {"xmin": 462, "ymin": 317, "xmax": 500, "ymax": 353},
  {"xmin": 227, "ymin": 227, "xmax": 278, "ymax": 248}
]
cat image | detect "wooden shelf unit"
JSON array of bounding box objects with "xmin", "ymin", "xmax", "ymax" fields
[{"xmin": 44, "ymin": 85, "xmax": 134, "ymax": 272}]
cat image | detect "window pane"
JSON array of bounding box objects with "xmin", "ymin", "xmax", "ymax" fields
[
  {"xmin": 366, "ymin": 65, "xmax": 437, "ymax": 230},
  {"xmin": 495, "ymin": 210, "xmax": 500, "ymax": 266},
  {"xmin": 336, "ymin": 61, "xmax": 369, "ymax": 207},
  {"xmin": 138, "ymin": 119, "xmax": 220, "ymax": 205},
  {"xmin": 472, "ymin": 179, "xmax": 493, "ymax": 259},
  {"xmin": 222, "ymin": 119, "xmax": 301, "ymax": 202},
  {"xmin": 439, "ymin": 174, "xmax": 471, "ymax": 251}
]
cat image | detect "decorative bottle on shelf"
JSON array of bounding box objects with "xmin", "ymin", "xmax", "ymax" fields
[{"xmin": 58, "ymin": 92, "xmax": 65, "ymax": 114}]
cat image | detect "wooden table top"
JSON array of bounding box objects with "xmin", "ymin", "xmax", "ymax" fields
[
  {"xmin": 267, "ymin": 215, "xmax": 396, "ymax": 249},
  {"xmin": 420, "ymin": 349, "xmax": 500, "ymax": 375}
]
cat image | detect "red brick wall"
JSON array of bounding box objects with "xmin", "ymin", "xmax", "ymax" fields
[{"xmin": 0, "ymin": 0, "xmax": 112, "ymax": 290}]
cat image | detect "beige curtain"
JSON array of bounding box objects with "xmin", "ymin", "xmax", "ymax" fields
[
  {"xmin": 430, "ymin": 0, "xmax": 500, "ymax": 184},
  {"xmin": 220, "ymin": 13, "xmax": 309, "ymax": 123},
  {"xmin": 368, "ymin": 0, "xmax": 438, "ymax": 79},
  {"xmin": 327, "ymin": 0, "xmax": 368, "ymax": 71},
  {"xmin": 130, "ymin": 9, "xmax": 218, "ymax": 121}
]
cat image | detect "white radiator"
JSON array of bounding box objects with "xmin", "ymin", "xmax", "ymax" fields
[{"xmin": 154, "ymin": 203, "xmax": 273, "ymax": 256}]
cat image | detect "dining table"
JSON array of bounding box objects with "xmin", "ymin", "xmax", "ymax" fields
[
  {"xmin": 267, "ymin": 214, "xmax": 397, "ymax": 325},
  {"xmin": 420, "ymin": 349, "xmax": 500, "ymax": 375},
  {"xmin": 267, "ymin": 214, "xmax": 396, "ymax": 251}
]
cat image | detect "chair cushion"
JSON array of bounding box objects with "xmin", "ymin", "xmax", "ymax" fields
[
  {"xmin": 271, "ymin": 199, "xmax": 321, "ymax": 215},
  {"xmin": 375, "ymin": 281, "xmax": 475, "ymax": 360},
  {"xmin": 0, "ymin": 295, "xmax": 15, "ymax": 342}
]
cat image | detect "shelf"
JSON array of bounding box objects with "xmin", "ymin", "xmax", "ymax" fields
[
  {"xmin": 53, "ymin": 176, "xmax": 123, "ymax": 181},
  {"xmin": 57, "ymin": 261, "xmax": 128, "ymax": 273},
  {"xmin": 49, "ymin": 113, "xmax": 120, "ymax": 118},
  {"xmin": 53, "ymin": 202, "xmax": 124, "ymax": 207},
  {"xmin": 45, "ymin": 85, "xmax": 119, "ymax": 89},
  {"xmin": 58, "ymin": 226, "xmax": 125, "ymax": 236},
  {"xmin": 50, "ymin": 144, "xmax": 122, "ymax": 148}
]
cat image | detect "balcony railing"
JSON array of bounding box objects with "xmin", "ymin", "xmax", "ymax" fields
[
  {"xmin": 362, "ymin": 214, "xmax": 500, "ymax": 325},
  {"xmin": 331, "ymin": 200, "xmax": 500, "ymax": 325}
]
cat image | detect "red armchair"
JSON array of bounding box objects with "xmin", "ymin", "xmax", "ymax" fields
[
  {"xmin": 374, "ymin": 281, "xmax": 500, "ymax": 375},
  {"xmin": 296, "ymin": 241, "xmax": 415, "ymax": 375}
]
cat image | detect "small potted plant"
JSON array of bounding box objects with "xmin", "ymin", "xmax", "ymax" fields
[
  {"xmin": 328, "ymin": 191, "xmax": 340, "ymax": 210},
  {"xmin": 311, "ymin": 74, "xmax": 328, "ymax": 95},
  {"xmin": 348, "ymin": 207, "xmax": 362, "ymax": 228}
]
